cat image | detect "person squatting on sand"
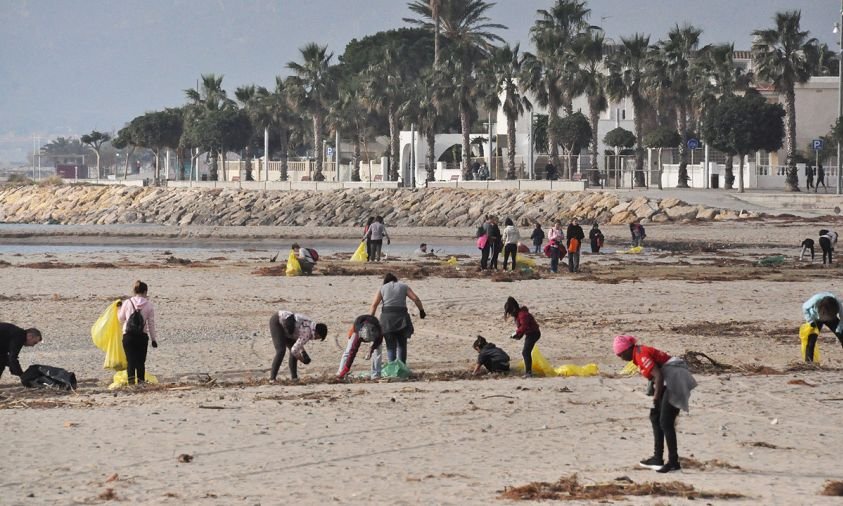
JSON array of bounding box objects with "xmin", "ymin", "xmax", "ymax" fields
[
  {"xmin": 0, "ymin": 323, "xmax": 42, "ymax": 379},
  {"xmin": 117, "ymin": 280, "xmax": 158, "ymax": 385},
  {"xmin": 802, "ymin": 292, "xmax": 843, "ymax": 360},
  {"xmin": 292, "ymin": 243, "xmax": 318, "ymax": 275},
  {"xmin": 504, "ymin": 296, "xmax": 540, "ymax": 378},
  {"xmin": 502, "ymin": 218, "xmax": 520, "ymax": 271},
  {"xmin": 336, "ymin": 314, "xmax": 384, "ymax": 380},
  {"xmin": 369, "ymin": 273, "xmax": 425, "ymax": 365},
  {"xmin": 472, "ymin": 335, "xmax": 510, "ymax": 375},
  {"xmin": 268, "ymin": 310, "xmax": 327, "ymax": 382},
  {"xmin": 613, "ymin": 334, "xmax": 697, "ymax": 474}
]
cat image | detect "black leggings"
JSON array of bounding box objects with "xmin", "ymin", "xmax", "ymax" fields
[
  {"xmin": 123, "ymin": 332, "xmax": 149, "ymax": 384},
  {"xmin": 813, "ymin": 318, "xmax": 843, "ymax": 359},
  {"xmin": 650, "ymin": 390, "xmax": 680, "ymax": 463},
  {"xmin": 820, "ymin": 237, "xmax": 833, "ymax": 264},
  {"xmin": 269, "ymin": 313, "xmax": 298, "ymax": 380},
  {"xmin": 490, "ymin": 241, "xmax": 501, "ymax": 270},
  {"xmin": 522, "ymin": 332, "xmax": 541, "ymax": 374},
  {"xmin": 503, "ymin": 244, "xmax": 518, "ymax": 270},
  {"xmin": 480, "ymin": 243, "xmax": 491, "ymax": 270}
]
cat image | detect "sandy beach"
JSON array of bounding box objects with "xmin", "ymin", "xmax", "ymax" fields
[{"xmin": 2, "ymin": 219, "xmax": 843, "ymax": 504}]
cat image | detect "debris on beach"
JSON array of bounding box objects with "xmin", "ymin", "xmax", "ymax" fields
[
  {"xmin": 177, "ymin": 453, "xmax": 193, "ymax": 463},
  {"xmin": 821, "ymin": 481, "xmax": 843, "ymax": 496},
  {"xmin": 679, "ymin": 457, "xmax": 742, "ymax": 471},
  {"xmin": 499, "ymin": 474, "xmax": 744, "ymax": 501},
  {"xmin": 97, "ymin": 488, "xmax": 118, "ymax": 501}
]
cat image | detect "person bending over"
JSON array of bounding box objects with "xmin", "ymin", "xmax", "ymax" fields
[
  {"xmin": 472, "ymin": 335, "xmax": 510, "ymax": 375},
  {"xmin": 269, "ymin": 310, "xmax": 327, "ymax": 382},
  {"xmin": 0, "ymin": 323, "xmax": 42, "ymax": 380}
]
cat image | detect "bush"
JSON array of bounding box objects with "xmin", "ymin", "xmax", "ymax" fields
[
  {"xmin": 5, "ymin": 174, "xmax": 32, "ymax": 184},
  {"xmin": 37, "ymin": 175, "xmax": 64, "ymax": 187}
]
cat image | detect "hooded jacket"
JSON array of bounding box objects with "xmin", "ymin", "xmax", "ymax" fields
[{"xmin": 118, "ymin": 295, "xmax": 158, "ymax": 341}]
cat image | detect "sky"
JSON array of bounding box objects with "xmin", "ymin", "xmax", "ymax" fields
[{"xmin": 0, "ymin": 0, "xmax": 839, "ymax": 163}]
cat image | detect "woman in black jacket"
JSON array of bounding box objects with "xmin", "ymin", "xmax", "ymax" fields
[{"xmin": 566, "ymin": 218, "xmax": 585, "ymax": 272}]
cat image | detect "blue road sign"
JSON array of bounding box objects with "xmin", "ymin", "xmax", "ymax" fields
[
  {"xmin": 687, "ymin": 138, "xmax": 700, "ymax": 150},
  {"xmin": 326, "ymin": 147, "xmax": 334, "ymax": 158},
  {"xmin": 812, "ymin": 139, "xmax": 824, "ymax": 152}
]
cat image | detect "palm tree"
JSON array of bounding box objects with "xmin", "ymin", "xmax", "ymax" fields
[
  {"xmin": 405, "ymin": 0, "xmax": 506, "ymax": 179},
  {"xmin": 363, "ymin": 46, "xmax": 406, "ymax": 181},
  {"xmin": 575, "ymin": 31, "xmax": 607, "ymax": 185},
  {"xmin": 657, "ymin": 24, "xmax": 705, "ymax": 188},
  {"xmin": 287, "ymin": 43, "xmax": 335, "ymax": 181},
  {"xmin": 261, "ymin": 76, "xmax": 299, "ymax": 181},
  {"xmin": 184, "ymin": 74, "xmax": 234, "ymax": 180},
  {"xmin": 693, "ymin": 43, "xmax": 751, "ymax": 189},
  {"xmin": 484, "ymin": 44, "xmax": 531, "ymax": 179},
  {"xmin": 607, "ymin": 33, "xmax": 651, "ymax": 187},
  {"xmin": 330, "ymin": 80, "xmax": 369, "ymax": 181},
  {"xmin": 407, "ymin": 0, "xmax": 442, "ymax": 66},
  {"xmin": 524, "ymin": 0, "xmax": 593, "ymax": 172},
  {"xmin": 235, "ymin": 84, "xmax": 269, "ymax": 181},
  {"xmin": 400, "ymin": 71, "xmax": 448, "ymax": 182},
  {"xmin": 752, "ymin": 10, "xmax": 819, "ymax": 191}
]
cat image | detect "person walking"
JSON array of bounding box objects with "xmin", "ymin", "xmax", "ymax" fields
[
  {"xmin": 816, "ymin": 164, "xmax": 827, "ymax": 192},
  {"xmin": 268, "ymin": 310, "xmax": 328, "ymax": 382},
  {"xmin": 806, "ymin": 165, "xmax": 814, "ymax": 190},
  {"xmin": 566, "ymin": 217, "xmax": 585, "ymax": 273},
  {"xmin": 589, "ymin": 222, "xmax": 605, "ymax": 253},
  {"xmin": 117, "ymin": 280, "xmax": 159, "ymax": 385},
  {"xmin": 369, "ymin": 273, "xmax": 425, "ymax": 365},
  {"xmin": 530, "ymin": 223, "xmax": 545, "ymax": 254},
  {"xmin": 613, "ymin": 335, "xmax": 697, "ymax": 474},
  {"xmin": 504, "ymin": 296, "xmax": 540, "ymax": 378},
  {"xmin": 502, "ymin": 218, "xmax": 520, "ymax": 271}
]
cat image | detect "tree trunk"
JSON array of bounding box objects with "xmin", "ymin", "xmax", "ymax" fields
[
  {"xmin": 633, "ymin": 96, "xmax": 645, "ymax": 187},
  {"xmin": 388, "ymin": 102, "xmax": 399, "ymax": 181},
  {"xmin": 95, "ymin": 150, "xmax": 102, "ymax": 179},
  {"xmin": 426, "ymin": 130, "xmax": 436, "ymax": 182},
  {"xmin": 314, "ymin": 113, "xmax": 325, "ymax": 181},
  {"xmin": 657, "ymin": 147, "xmax": 663, "ymax": 190},
  {"xmin": 210, "ymin": 150, "xmax": 219, "ymax": 181},
  {"xmin": 434, "ymin": 14, "xmax": 440, "ymax": 68},
  {"xmin": 123, "ymin": 147, "xmax": 134, "ymax": 180},
  {"xmin": 784, "ymin": 87, "xmax": 799, "ymax": 191},
  {"xmin": 506, "ymin": 114, "xmax": 517, "ymax": 179},
  {"xmin": 352, "ymin": 133, "xmax": 361, "ymax": 181},
  {"xmin": 280, "ymin": 128, "xmax": 289, "ymax": 181},
  {"xmin": 588, "ymin": 104, "xmax": 600, "ymax": 186},
  {"xmin": 738, "ymin": 152, "xmax": 745, "ymax": 193},
  {"xmin": 244, "ymin": 145, "xmax": 253, "ymax": 181},
  {"xmin": 676, "ymin": 101, "xmax": 689, "ymax": 188},
  {"xmin": 548, "ymin": 95, "xmax": 561, "ymax": 170},
  {"xmin": 460, "ymin": 103, "xmax": 472, "ymax": 180},
  {"xmin": 221, "ymin": 149, "xmax": 227, "ymax": 182},
  {"xmin": 724, "ymin": 155, "xmax": 734, "ymax": 189}
]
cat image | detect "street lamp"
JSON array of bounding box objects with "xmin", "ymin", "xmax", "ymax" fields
[{"xmin": 835, "ymin": 9, "xmax": 843, "ymax": 194}]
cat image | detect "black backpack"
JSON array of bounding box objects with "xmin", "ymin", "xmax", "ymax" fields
[{"xmin": 126, "ymin": 300, "xmax": 145, "ymax": 337}]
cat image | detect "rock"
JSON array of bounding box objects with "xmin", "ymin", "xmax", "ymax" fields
[
  {"xmin": 658, "ymin": 197, "xmax": 682, "ymax": 210},
  {"xmin": 664, "ymin": 205, "xmax": 699, "ymax": 221},
  {"xmin": 715, "ymin": 210, "xmax": 740, "ymax": 221},
  {"xmin": 696, "ymin": 207, "xmax": 720, "ymax": 220}
]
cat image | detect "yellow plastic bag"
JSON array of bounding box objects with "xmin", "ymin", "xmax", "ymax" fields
[
  {"xmin": 350, "ymin": 241, "xmax": 368, "ymax": 262},
  {"xmin": 555, "ymin": 363, "xmax": 599, "ymax": 377},
  {"xmin": 619, "ymin": 361, "xmax": 639, "ymax": 376},
  {"xmin": 618, "ymin": 246, "xmax": 644, "ymax": 254},
  {"xmin": 444, "ymin": 256, "xmax": 458, "ymax": 266},
  {"xmin": 108, "ymin": 370, "xmax": 159, "ymax": 390},
  {"xmin": 92, "ymin": 301, "xmax": 127, "ymax": 371},
  {"xmin": 514, "ymin": 346, "xmax": 558, "ymax": 377},
  {"xmin": 286, "ymin": 250, "xmax": 302, "ymax": 276},
  {"xmin": 799, "ymin": 322, "xmax": 821, "ymax": 362},
  {"xmin": 515, "ymin": 256, "xmax": 536, "ymax": 269}
]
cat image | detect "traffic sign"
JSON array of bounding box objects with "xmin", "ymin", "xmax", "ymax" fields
[
  {"xmin": 812, "ymin": 139, "xmax": 824, "ymax": 152},
  {"xmin": 326, "ymin": 146, "xmax": 334, "ymax": 160},
  {"xmin": 687, "ymin": 138, "xmax": 700, "ymax": 150}
]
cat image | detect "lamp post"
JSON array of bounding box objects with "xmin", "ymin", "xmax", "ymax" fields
[{"xmin": 836, "ymin": 5, "xmax": 843, "ymax": 194}]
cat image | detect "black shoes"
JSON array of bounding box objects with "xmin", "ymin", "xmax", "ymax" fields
[
  {"xmin": 639, "ymin": 456, "xmax": 664, "ymax": 470},
  {"xmin": 656, "ymin": 461, "xmax": 681, "ymax": 473}
]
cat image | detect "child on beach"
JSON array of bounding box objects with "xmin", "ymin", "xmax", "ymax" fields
[
  {"xmin": 613, "ymin": 335, "xmax": 697, "ymax": 473},
  {"xmin": 590, "ymin": 223, "xmax": 604, "ymax": 253},
  {"xmin": 504, "ymin": 297, "xmax": 540, "ymax": 378},
  {"xmin": 336, "ymin": 314, "xmax": 384, "ymax": 380},
  {"xmin": 472, "ymin": 335, "xmax": 510, "ymax": 375},
  {"xmin": 530, "ymin": 223, "xmax": 545, "ymax": 254},
  {"xmin": 802, "ymin": 293, "xmax": 843, "ymax": 359},
  {"xmin": 117, "ymin": 280, "xmax": 159, "ymax": 385}
]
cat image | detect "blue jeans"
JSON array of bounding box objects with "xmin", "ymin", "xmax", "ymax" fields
[{"xmin": 385, "ymin": 333, "xmax": 408, "ymax": 364}]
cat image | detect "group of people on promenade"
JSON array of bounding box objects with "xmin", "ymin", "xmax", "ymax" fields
[{"xmin": 477, "ymin": 216, "xmax": 605, "ymax": 273}]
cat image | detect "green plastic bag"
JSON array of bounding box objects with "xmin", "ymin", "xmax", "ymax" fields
[{"xmin": 381, "ymin": 360, "xmax": 411, "ymax": 378}]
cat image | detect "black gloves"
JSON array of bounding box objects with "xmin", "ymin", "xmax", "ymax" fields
[
  {"xmin": 419, "ymin": 309, "xmax": 426, "ymax": 319},
  {"xmin": 151, "ymin": 340, "xmax": 158, "ymax": 348},
  {"xmin": 300, "ymin": 351, "xmax": 312, "ymax": 365}
]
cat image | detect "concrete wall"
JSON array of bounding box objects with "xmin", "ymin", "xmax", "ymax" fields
[
  {"xmin": 427, "ymin": 180, "xmax": 587, "ymax": 191},
  {"xmin": 166, "ymin": 180, "xmax": 401, "ymax": 191}
]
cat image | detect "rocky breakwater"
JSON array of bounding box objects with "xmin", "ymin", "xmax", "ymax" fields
[{"xmin": 0, "ymin": 184, "xmax": 757, "ymax": 227}]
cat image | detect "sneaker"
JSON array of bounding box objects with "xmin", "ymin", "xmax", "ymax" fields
[
  {"xmin": 522, "ymin": 372, "xmax": 533, "ymax": 378},
  {"xmin": 656, "ymin": 461, "xmax": 681, "ymax": 473},
  {"xmin": 639, "ymin": 456, "xmax": 664, "ymax": 470}
]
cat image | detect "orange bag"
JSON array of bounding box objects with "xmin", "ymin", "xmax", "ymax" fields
[{"xmin": 568, "ymin": 238, "xmax": 580, "ymax": 253}]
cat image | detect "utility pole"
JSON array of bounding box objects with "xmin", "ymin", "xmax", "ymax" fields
[{"xmin": 838, "ymin": 0, "xmax": 843, "ymax": 194}]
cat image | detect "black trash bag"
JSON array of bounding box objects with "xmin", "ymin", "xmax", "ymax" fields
[{"xmin": 20, "ymin": 364, "xmax": 77, "ymax": 391}]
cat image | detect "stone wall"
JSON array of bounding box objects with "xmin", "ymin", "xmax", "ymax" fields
[{"xmin": 0, "ymin": 184, "xmax": 754, "ymax": 227}]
